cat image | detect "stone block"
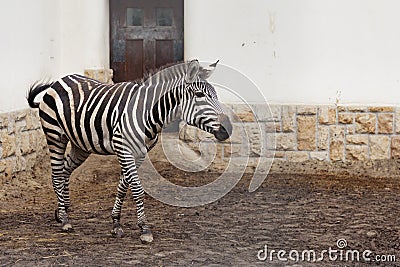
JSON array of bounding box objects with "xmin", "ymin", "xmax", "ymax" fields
[
  {"xmin": 15, "ymin": 120, "xmax": 27, "ymax": 133},
  {"xmin": 346, "ymin": 135, "xmax": 368, "ymax": 145},
  {"xmin": 286, "ymin": 151, "xmax": 309, "ymax": 162},
  {"xmin": 265, "ymin": 122, "xmax": 280, "ymax": 133},
  {"xmin": 252, "ymin": 104, "xmax": 274, "ymax": 122},
  {"xmin": 330, "ymin": 140, "xmax": 344, "ymax": 161},
  {"xmin": 25, "ymin": 110, "xmax": 41, "ymax": 131},
  {"xmin": 346, "ymin": 126, "xmax": 356, "ymax": 135},
  {"xmin": 265, "ymin": 133, "xmax": 276, "ymax": 150},
  {"xmin": 0, "ymin": 159, "xmax": 5, "ymax": 173},
  {"xmin": 348, "ymin": 106, "xmax": 367, "ymax": 112},
  {"xmin": 268, "ymin": 105, "xmax": 282, "ymax": 122},
  {"xmin": 230, "ymin": 104, "xmax": 256, "ymax": 122},
  {"xmin": 275, "ymin": 133, "xmax": 297, "ymax": 151},
  {"xmin": 377, "ymin": 113, "xmax": 393, "ymax": 134},
  {"xmin": 338, "ymin": 113, "xmax": 353, "ymax": 124},
  {"xmin": 0, "ymin": 114, "xmax": 9, "ymax": 129},
  {"xmin": 20, "ymin": 132, "xmax": 35, "ymax": 155},
  {"xmin": 396, "ymin": 108, "xmax": 400, "ymax": 134},
  {"xmin": 297, "ymin": 105, "xmax": 317, "ymax": 115},
  {"xmin": 370, "ymin": 135, "xmax": 390, "ymax": 160},
  {"xmin": 391, "ymin": 136, "xmax": 400, "ymax": 159},
  {"xmin": 337, "ymin": 106, "xmax": 346, "ymax": 112},
  {"xmin": 317, "ymin": 126, "xmax": 329, "ymax": 150},
  {"xmin": 6, "ymin": 116, "xmax": 15, "ymax": 134},
  {"xmin": 346, "ymin": 145, "xmax": 368, "ymax": 161},
  {"xmin": 318, "ymin": 106, "xmax": 336, "ymax": 125},
  {"xmin": 0, "ymin": 131, "xmax": 16, "ymax": 158},
  {"xmin": 310, "ymin": 151, "xmax": 329, "ymax": 161},
  {"xmin": 297, "ymin": 116, "xmax": 316, "ymax": 151},
  {"xmin": 368, "ymin": 106, "xmax": 395, "ymax": 113},
  {"xmin": 15, "ymin": 111, "xmax": 27, "ymax": 121},
  {"xmin": 281, "ymin": 105, "xmax": 296, "ymax": 132},
  {"xmin": 244, "ymin": 123, "xmax": 264, "ymax": 156},
  {"xmin": 330, "ymin": 125, "xmax": 345, "ymax": 139},
  {"xmin": 355, "ymin": 113, "xmax": 376, "ymax": 134}
]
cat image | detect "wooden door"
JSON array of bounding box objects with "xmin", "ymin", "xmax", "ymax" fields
[{"xmin": 110, "ymin": 0, "xmax": 184, "ymax": 82}]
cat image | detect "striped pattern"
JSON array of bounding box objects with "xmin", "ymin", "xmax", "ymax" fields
[{"xmin": 27, "ymin": 60, "xmax": 229, "ymax": 240}]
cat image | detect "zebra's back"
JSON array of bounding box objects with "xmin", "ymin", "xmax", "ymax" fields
[{"xmin": 39, "ymin": 74, "xmax": 139, "ymax": 154}]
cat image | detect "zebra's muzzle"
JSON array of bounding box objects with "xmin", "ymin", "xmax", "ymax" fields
[{"xmin": 213, "ymin": 114, "xmax": 232, "ymax": 141}]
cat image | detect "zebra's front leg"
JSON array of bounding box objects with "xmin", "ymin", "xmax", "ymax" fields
[
  {"xmin": 111, "ymin": 157, "xmax": 152, "ymax": 242},
  {"xmin": 131, "ymin": 178, "xmax": 153, "ymax": 243}
]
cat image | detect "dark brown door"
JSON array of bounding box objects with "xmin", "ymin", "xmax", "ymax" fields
[{"xmin": 110, "ymin": 0, "xmax": 184, "ymax": 82}]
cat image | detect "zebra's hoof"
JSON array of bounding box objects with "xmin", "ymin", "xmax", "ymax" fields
[
  {"xmin": 140, "ymin": 232, "xmax": 153, "ymax": 243},
  {"xmin": 62, "ymin": 223, "xmax": 73, "ymax": 232},
  {"xmin": 111, "ymin": 227, "xmax": 124, "ymax": 238}
]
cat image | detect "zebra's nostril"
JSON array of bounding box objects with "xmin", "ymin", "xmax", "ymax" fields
[{"xmin": 213, "ymin": 126, "xmax": 230, "ymax": 141}]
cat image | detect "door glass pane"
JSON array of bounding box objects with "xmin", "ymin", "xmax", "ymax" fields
[
  {"xmin": 156, "ymin": 8, "xmax": 173, "ymax": 26},
  {"xmin": 127, "ymin": 8, "xmax": 143, "ymax": 26}
]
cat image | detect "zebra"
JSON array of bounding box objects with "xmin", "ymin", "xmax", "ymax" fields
[{"xmin": 27, "ymin": 60, "xmax": 232, "ymax": 243}]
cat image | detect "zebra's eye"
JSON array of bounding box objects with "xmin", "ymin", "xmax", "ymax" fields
[{"xmin": 195, "ymin": 91, "xmax": 205, "ymax": 98}]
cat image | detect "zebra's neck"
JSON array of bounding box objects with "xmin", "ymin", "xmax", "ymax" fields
[{"xmin": 144, "ymin": 83, "xmax": 183, "ymax": 139}]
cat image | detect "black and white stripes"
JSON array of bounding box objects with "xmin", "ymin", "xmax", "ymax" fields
[{"xmin": 27, "ymin": 60, "xmax": 231, "ymax": 242}]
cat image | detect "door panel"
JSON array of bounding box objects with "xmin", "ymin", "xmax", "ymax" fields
[
  {"xmin": 126, "ymin": 39, "xmax": 144, "ymax": 80},
  {"xmin": 110, "ymin": 0, "xmax": 184, "ymax": 82},
  {"xmin": 156, "ymin": 40, "xmax": 173, "ymax": 68}
]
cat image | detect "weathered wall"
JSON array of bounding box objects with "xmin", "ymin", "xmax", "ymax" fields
[
  {"xmin": 0, "ymin": 0, "xmax": 109, "ymax": 113},
  {"xmin": 185, "ymin": 0, "xmax": 400, "ymax": 105}
]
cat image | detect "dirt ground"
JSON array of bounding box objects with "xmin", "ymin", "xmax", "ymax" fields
[{"xmin": 1, "ymin": 148, "xmax": 400, "ymax": 266}]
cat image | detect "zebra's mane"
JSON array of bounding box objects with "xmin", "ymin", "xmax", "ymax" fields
[
  {"xmin": 141, "ymin": 61, "xmax": 186, "ymax": 83},
  {"xmin": 133, "ymin": 60, "xmax": 208, "ymax": 85}
]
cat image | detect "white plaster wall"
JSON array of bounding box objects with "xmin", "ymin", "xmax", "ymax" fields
[
  {"xmin": 0, "ymin": 0, "xmax": 59, "ymax": 113},
  {"xmin": 58, "ymin": 0, "xmax": 110, "ymax": 74},
  {"xmin": 0, "ymin": 0, "xmax": 109, "ymax": 113},
  {"xmin": 185, "ymin": 0, "xmax": 400, "ymax": 105}
]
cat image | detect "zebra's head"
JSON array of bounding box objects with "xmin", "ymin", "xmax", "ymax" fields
[{"xmin": 181, "ymin": 60, "xmax": 232, "ymax": 141}]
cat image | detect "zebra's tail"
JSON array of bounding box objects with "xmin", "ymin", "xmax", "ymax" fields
[{"xmin": 27, "ymin": 81, "xmax": 54, "ymax": 108}]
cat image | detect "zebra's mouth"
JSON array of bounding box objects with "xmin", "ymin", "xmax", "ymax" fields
[
  {"xmin": 213, "ymin": 126, "xmax": 230, "ymax": 141},
  {"xmin": 213, "ymin": 114, "xmax": 232, "ymax": 141}
]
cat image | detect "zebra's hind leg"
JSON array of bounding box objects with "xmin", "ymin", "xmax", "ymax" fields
[
  {"xmin": 49, "ymin": 139, "xmax": 89, "ymax": 231},
  {"xmin": 62, "ymin": 145, "xmax": 90, "ymax": 212},
  {"xmin": 45, "ymin": 134, "xmax": 72, "ymax": 231}
]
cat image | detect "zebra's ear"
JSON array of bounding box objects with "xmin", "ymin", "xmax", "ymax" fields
[
  {"xmin": 199, "ymin": 60, "xmax": 219, "ymax": 80},
  {"xmin": 185, "ymin": 60, "xmax": 200, "ymax": 83}
]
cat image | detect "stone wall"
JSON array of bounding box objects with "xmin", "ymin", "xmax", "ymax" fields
[
  {"xmin": 178, "ymin": 104, "xmax": 400, "ymax": 176},
  {"xmin": 3, "ymin": 102, "xmax": 400, "ymax": 178},
  {"xmin": 0, "ymin": 109, "xmax": 48, "ymax": 178}
]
